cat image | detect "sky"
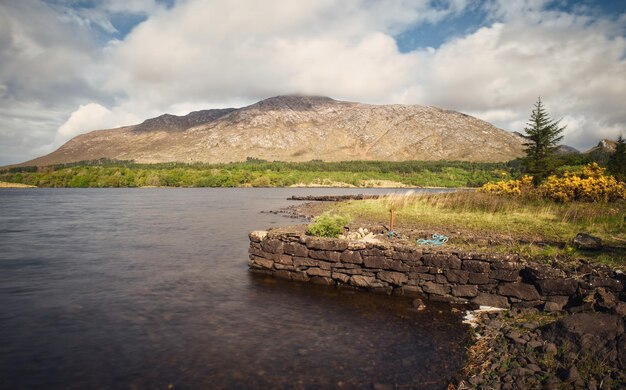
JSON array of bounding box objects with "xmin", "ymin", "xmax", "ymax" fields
[{"xmin": 0, "ymin": 0, "xmax": 625, "ymax": 165}]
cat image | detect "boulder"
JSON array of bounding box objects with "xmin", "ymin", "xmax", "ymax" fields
[
  {"xmin": 350, "ymin": 275, "xmax": 376, "ymax": 288},
  {"xmin": 535, "ymin": 278, "xmax": 578, "ymax": 295},
  {"xmin": 340, "ymin": 250, "xmax": 362, "ymax": 264},
  {"xmin": 249, "ymin": 230, "xmax": 268, "ymax": 242},
  {"xmin": 422, "ymin": 281, "xmax": 450, "ymax": 296},
  {"xmin": 498, "ymin": 282, "xmax": 541, "ymax": 301},
  {"xmin": 572, "ymin": 233, "xmax": 602, "ymax": 250}
]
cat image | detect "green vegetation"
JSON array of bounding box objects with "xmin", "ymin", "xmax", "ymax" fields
[
  {"xmin": 0, "ymin": 159, "xmax": 514, "ymax": 188},
  {"xmin": 306, "ymin": 212, "xmax": 350, "ymax": 238},
  {"xmin": 330, "ymin": 191, "xmax": 625, "ymax": 265},
  {"xmin": 521, "ymin": 97, "xmax": 567, "ymax": 183}
]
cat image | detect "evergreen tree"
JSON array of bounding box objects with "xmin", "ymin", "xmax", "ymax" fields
[
  {"xmin": 607, "ymin": 135, "xmax": 626, "ymax": 181},
  {"xmin": 522, "ymin": 97, "xmax": 566, "ymax": 182}
]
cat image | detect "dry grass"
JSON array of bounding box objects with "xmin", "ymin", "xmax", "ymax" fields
[{"xmin": 333, "ymin": 191, "xmax": 625, "ymax": 246}]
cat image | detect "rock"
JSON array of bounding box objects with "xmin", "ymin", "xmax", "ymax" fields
[
  {"xmin": 468, "ymin": 272, "xmax": 491, "ymax": 284},
  {"xmin": 283, "ymin": 242, "xmax": 308, "ymax": 257},
  {"xmin": 377, "ymin": 271, "xmax": 408, "ymax": 286},
  {"xmin": 422, "ymin": 281, "xmax": 450, "ymax": 296},
  {"xmin": 489, "ymin": 269, "xmax": 520, "ymax": 282},
  {"xmin": 422, "ymin": 254, "xmax": 462, "ymax": 269},
  {"xmin": 558, "ymin": 366, "xmax": 581, "ymax": 382},
  {"xmin": 471, "ymin": 293, "xmax": 510, "ymax": 308},
  {"xmin": 250, "ymin": 256, "xmax": 274, "ymax": 270},
  {"xmin": 543, "ymin": 312, "xmax": 624, "ymax": 362},
  {"xmin": 572, "ymin": 232, "xmax": 602, "ymax": 250},
  {"xmin": 498, "ymin": 282, "xmax": 541, "ymax": 301},
  {"xmin": 305, "ymin": 237, "xmax": 349, "ymax": 251},
  {"xmin": 594, "ymin": 287, "xmax": 618, "ymax": 311},
  {"xmin": 293, "ymin": 257, "xmax": 332, "ymax": 269},
  {"xmin": 543, "ymin": 301, "xmax": 565, "ymax": 312},
  {"xmin": 535, "ymin": 278, "xmax": 578, "ymax": 295},
  {"xmin": 309, "ymin": 250, "xmax": 342, "ymax": 262},
  {"xmin": 249, "ymin": 230, "xmax": 268, "ymax": 242},
  {"xmin": 451, "ymin": 285, "xmax": 479, "ymax": 298},
  {"xmin": 260, "ymin": 239, "xmax": 284, "ymax": 254},
  {"xmin": 350, "ymin": 275, "xmax": 376, "ymax": 288},
  {"xmin": 339, "ymin": 250, "xmax": 362, "ymax": 264},
  {"xmin": 446, "ymin": 269, "xmax": 469, "ymax": 283},
  {"xmin": 306, "ymin": 268, "xmax": 331, "ymax": 277},
  {"xmin": 363, "ymin": 256, "xmax": 391, "ymax": 269},
  {"xmin": 462, "ymin": 260, "xmax": 491, "ymax": 273},
  {"xmin": 412, "ymin": 298, "xmax": 426, "ymax": 311}
]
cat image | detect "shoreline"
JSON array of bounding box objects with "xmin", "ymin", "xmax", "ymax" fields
[{"xmin": 263, "ymin": 197, "xmax": 626, "ymax": 389}]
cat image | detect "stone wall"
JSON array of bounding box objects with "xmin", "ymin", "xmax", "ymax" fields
[{"xmin": 248, "ymin": 230, "xmax": 625, "ymax": 311}]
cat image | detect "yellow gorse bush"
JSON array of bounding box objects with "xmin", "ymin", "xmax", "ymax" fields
[
  {"xmin": 539, "ymin": 163, "xmax": 626, "ymax": 202},
  {"xmin": 480, "ymin": 175, "xmax": 534, "ymax": 196},
  {"xmin": 480, "ymin": 163, "xmax": 626, "ymax": 202}
]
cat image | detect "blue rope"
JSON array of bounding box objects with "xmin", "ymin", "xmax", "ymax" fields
[{"xmin": 416, "ymin": 234, "xmax": 448, "ymax": 246}]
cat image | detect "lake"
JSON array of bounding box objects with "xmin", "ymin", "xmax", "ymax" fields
[{"xmin": 0, "ymin": 188, "xmax": 469, "ymax": 389}]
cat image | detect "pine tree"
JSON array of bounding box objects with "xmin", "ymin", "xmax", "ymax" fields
[
  {"xmin": 607, "ymin": 135, "xmax": 626, "ymax": 181},
  {"xmin": 522, "ymin": 97, "xmax": 566, "ymax": 182}
]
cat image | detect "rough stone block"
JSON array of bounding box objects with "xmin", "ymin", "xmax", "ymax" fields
[
  {"xmin": 309, "ymin": 250, "xmax": 342, "ymax": 262},
  {"xmin": 378, "ymin": 271, "xmax": 408, "ymax": 286},
  {"xmin": 498, "ymin": 282, "xmax": 541, "ymax": 301},
  {"xmin": 422, "ymin": 281, "xmax": 450, "ymax": 296},
  {"xmin": 423, "ymin": 254, "xmax": 461, "ymax": 269},
  {"xmin": 363, "ymin": 256, "xmax": 390, "ymax": 269},
  {"xmin": 409, "ymin": 272, "xmax": 436, "ymax": 281},
  {"xmin": 468, "ymin": 272, "xmax": 491, "ymax": 284},
  {"xmin": 276, "ymin": 254, "xmax": 293, "ymax": 265},
  {"xmin": 306, "ymin": 268, "xmax": 331, "ymax": 277},
  {"xmin": 435, "ymin": 274, "xmax": 448, "ymax": 284},
  {"xmin": 462, "ymin": 260, "xmax": 490, "ymax": 273},
  {"xmin": 305, "ymin": 237, "xmax": 348, "ymax": 251},
  {"xmin": 350, "ymin": 275, "xmax": 376, "ymax": 288},
  {"xmin": 587, "ymin": 276, "xmax": 623, "ymax": 292},
  {"xmin": 471, "ymin": 293, "xmax": 510, "ymax": 308},
  {"xmin": 362, "ymin": 248, "xmax": 392, "ymax": 257},
  {"xmin": 490, "ymin": 269, "xmax": 520, "ymax": 282},
  {"xmin": 260, "ymin": 239, "xmax": 284, "ymax": 254},
  {"xmin": 446, "ymin": 269, "xmax": 469, "ymax": 284},
  {"xmin": 535, "ymin": 278, "xmax": 578, "ymax": 295},
  {"xmin": 274, "ymin": 264, "xmax": 295, "ymax": 271},
  {"xmin": 388, "ymin": 260, "xmax": 411, "ymax": 272},
  {"xmin": 250, "ymin": 256, "xmax": 274, "ymax": 270},
  {"xmin": 340, "ymin": 250, "xmax": 363, "ymax": 264},
  {"xmin": 331, "ymin": 272, "xmax": 351, "ymax": 284},
  {"xmin": 451, "ymin": 285, "xmax": 479, "ymax": 298},
  {"xmin": 283, "ymin": 242, "xmax": 308, "ymax": 257},
  {"xmin": 293, "ymin": 257, "xmax": 332, "ymax": 269},
  {"xmin": 248, "ymin": 246, "xmax": 266, "ymax": 258},
  {"xmin": 410, "ymin": 265, "xmax": 430, "ymax": 273},
  {"xmin": 290, "ymin": 272, "xmax": 310, "ymax": 282},
  {"xmin": 522, "ymin": 264, "xmax": 565, "ymax": 281}
]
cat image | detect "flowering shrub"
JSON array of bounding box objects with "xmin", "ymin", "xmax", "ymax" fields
[
  {"xmin": 480, "ymin": 175, "xmax": 534, "ymax": 196},
  {"xmin": 539, "ymin": 163, "xmax": 626, "ymax": 202},
  {"xmin": 480, "ymin": 164, "xmax": 626, "ymax": 202}
]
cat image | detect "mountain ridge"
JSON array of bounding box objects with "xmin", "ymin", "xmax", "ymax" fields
[{"xmin": 14, "ymin": 95, "xmax": 528, "ymax": 166}]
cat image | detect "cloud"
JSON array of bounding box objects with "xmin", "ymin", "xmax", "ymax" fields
[{"xmin": 0, "ymin": 0, "xmax": 625, "ymax": 165}]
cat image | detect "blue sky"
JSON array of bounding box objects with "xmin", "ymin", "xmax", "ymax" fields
[{"xmin": 1, "ymin": 0, "xmax": 625, "ymax": 165}]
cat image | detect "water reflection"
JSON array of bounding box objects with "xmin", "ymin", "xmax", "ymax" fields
[{"xmin": 0, "ymin": 188, "xmax": 467, "ymax": 389}]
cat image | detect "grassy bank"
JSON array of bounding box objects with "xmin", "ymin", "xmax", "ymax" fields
[
  {"xmin": 328, "ymin": 192, "xmax": 625, "ymax": 266},
  {"xmin": 0, "ymin": 160, "xmax": 511, "ymax": 188}
]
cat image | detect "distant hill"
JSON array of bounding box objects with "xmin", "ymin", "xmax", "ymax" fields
[
  {"xmin": 14, "ymin": 96, "xmax": 527, "ymax": 166},
  {"xmin": 584, "ymin": 139, "xmax": 617, "ymax": 164}
]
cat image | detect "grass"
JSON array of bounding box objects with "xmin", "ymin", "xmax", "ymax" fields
[{"xmin": 330, "ymin": 191, "xmax": 625, "ymax": 266}]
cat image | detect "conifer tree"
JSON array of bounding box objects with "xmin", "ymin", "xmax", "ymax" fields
[
  {"xmin": 607, "ymin": 135, "xmax": 626, "ymax": 181},
  {"xmin": 522, "ymin": 97, "xmax": 566, "ymax": 182}
]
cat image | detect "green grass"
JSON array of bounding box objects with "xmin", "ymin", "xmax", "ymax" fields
[
  {"xmin": 0, "ymin": 159, "xmax": 514, "ymax": 188},
  {"xmin": 331, "ymin": 192, "xmax": 625, "ymax": 266}
]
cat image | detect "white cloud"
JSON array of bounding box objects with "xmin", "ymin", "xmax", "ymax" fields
[{"xmin": 0, "ymin": 0, "xmax": 625, "ymax": 164}]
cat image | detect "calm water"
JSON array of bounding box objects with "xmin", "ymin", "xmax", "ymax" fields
[{"xmin": 0, "ymin": 188, "xmax": 469, "ymax": 389}]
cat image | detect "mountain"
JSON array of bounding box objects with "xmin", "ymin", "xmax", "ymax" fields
[
  {"xmin": 16, "ymin": 96, "xmax": 526, "ymax": 166},
  {"xmin": 584, "ymin": 139, "xmax": 617, "ymax": 164}
]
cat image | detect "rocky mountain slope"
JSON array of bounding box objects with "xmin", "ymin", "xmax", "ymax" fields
[{"xmin": 18, "ymin": 96, "xmax": 526, "ymax": 166}]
